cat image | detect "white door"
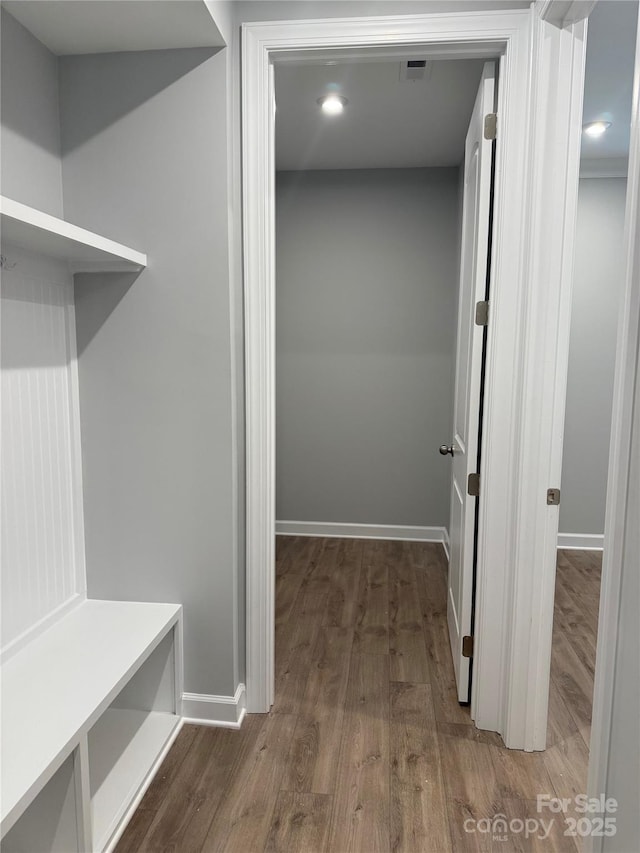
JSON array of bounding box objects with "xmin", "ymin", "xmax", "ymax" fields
[{"xmin": 446, "ymin": 62, "xmax": 496, "ymax": 703}]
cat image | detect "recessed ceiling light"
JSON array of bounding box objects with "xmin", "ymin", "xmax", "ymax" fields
[
  {"xmin": 583, "ymin": 121, "xmax": 612, "ymax": 138},
  {"xmin": 317, "ymin": 94, "xmax": 348, "ymax": 115}
]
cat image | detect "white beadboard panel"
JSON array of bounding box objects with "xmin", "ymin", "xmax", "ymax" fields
[{"xmin": 1, "ymin": 246, "xmax": 86, "ymax": 652}]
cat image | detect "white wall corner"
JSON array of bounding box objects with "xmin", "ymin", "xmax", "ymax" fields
[{"xmin": 181, "ymin": 683, "xmax": 246, "ymax": 729}]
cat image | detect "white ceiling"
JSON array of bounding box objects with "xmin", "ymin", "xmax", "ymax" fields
[
  {"xmin": 275, "ymin": 58, "xmax": 486, "ymax": 171},
  {"xmin": 1, "ymin": 0, "xmax": 225, "ymax": 55},
  {"xmin": 581, "ymin": 0, "xmax": 637, "ymax": 163}
]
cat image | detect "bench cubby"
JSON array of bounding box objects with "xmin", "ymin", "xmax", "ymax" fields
[{"xmin": 1, "ymin": 600, "xmax": 183, "ymax": 852}]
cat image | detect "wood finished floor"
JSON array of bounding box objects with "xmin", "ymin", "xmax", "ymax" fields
[{"xmin": 117, "ymin": 539, "xmax": 601, "ymax": 853}]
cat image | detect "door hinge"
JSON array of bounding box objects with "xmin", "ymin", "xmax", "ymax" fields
[
  {"xmin": 547, "ymin": 488, "xmax": 561, "ymax": 506},
  {"xmin": 468, "ymin": 473, "xmax": 480, "ymax": 497},
  {"xmin": 462, "ymin": 635, "xmax": 474, "ymax": 658},
  {"xmin": 484, "ymin": 113, "xmax": 497, "ymax": 141},
  {"xmin": 475, "ymin": 300, "xmax": 489, "ymax": 326}
]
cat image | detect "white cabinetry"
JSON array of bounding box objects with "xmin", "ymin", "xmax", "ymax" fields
[{"xmin": 1, "ymin": 602, "xmax": 182, "ymax": 852}]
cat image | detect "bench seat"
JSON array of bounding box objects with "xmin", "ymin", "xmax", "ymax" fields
[{"xmin": 1, "ymin": 598, "xmax": 181, "ymax": 849}]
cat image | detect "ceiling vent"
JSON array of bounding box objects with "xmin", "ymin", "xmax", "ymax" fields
[{"xmin": 399, "ymin": 60, "xmax": 432, "ymax": 83}]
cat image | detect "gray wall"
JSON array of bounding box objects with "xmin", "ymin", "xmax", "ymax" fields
[
  {"xmin": 560, "ymin": 177, "xmax": 627, "ymax": 535},
  {"xmin": 59, "ymin": 47, "xmax": 240, "ymax": 697},
  {"xmin": 0, "ymin": 8, "xmax": 63, "ymax": 216},
  {"xmin": 276, "ymin": 168, "xmax": 459, "ymax": 527}
]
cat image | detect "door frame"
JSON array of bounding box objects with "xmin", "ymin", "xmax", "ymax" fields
[{"xmin": 242, "ymin": 5, "xmax": 588, "ymax": 749}]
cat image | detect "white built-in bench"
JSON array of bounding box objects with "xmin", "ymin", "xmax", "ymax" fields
[{"xmin": 1, "ymin": 599, "xmax": 183, "ymax": 853}]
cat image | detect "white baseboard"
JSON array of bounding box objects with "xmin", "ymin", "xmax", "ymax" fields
[
  {"xmin": 181, "ymin": 683, "xmax": 246, "ymax": 728},
  {"xmin": 557, "ymin": 532, "xmax": 604, "ymax": 550},
  {"xmin": 275, "ymin": 520, "xmax": 449, "ymax": 544}
]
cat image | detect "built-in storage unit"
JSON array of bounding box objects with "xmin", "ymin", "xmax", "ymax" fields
[
  {"xmin": 0, "ymin": 193, "xmax": 183, "ymax": 846},
  {"xmin": 1, "ymin": 601, "xmax": 182, "ymax": 852},
  {"xmin": 1, "ymin": 2, "xmax": 226, "ymax": 849}
]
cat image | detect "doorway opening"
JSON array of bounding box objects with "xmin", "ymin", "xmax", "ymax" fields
[
  {"xmin": 274, "ymin": 53, "xmax": 497, "ymax": 709},
  {"xmin": 274, "ymin": 54, "xmax": 496, "ymax": 715}
]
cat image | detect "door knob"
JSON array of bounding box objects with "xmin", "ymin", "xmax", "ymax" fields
[{"xmin": 439, "ymin": 444, "xmax": 454, "ymax": 456}]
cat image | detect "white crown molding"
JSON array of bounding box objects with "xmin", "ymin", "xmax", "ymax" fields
[{"xmin": 181, "ymin": 683, "xmax": 246, "ymax": 728}]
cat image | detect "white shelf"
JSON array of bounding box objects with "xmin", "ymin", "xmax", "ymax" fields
[
  {"xmin": 0, "ymin": 196, "xmax": 147, "ymax": 273},
  {"xmin": 0, "ymin": 599, "xmax": 181, "ymax": 837},
  {"xmin": 2, "ymin": 0, "xmax": 226, "ymax": 56},
  {"xmin": 89, "ymin": 708, "xmax": 180, "ymax": 852}
]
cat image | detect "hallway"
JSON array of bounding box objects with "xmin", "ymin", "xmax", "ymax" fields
[{"xmin": 116, "ymin": 538, "xmax": 601, "ymax": 853}]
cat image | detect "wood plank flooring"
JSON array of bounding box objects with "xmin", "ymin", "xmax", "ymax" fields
[{"xmin": 116, "ymin": 540, "xmax": 601, "ymax": 853}]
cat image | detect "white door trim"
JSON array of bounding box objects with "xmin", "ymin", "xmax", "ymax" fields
[
  {"xmin": 474, "ymin": 6, "xmax": 588, "ymax": 751},
  {"xmin": 242, "ymin": 7, "xmax": 587, "ymax": 750}
]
